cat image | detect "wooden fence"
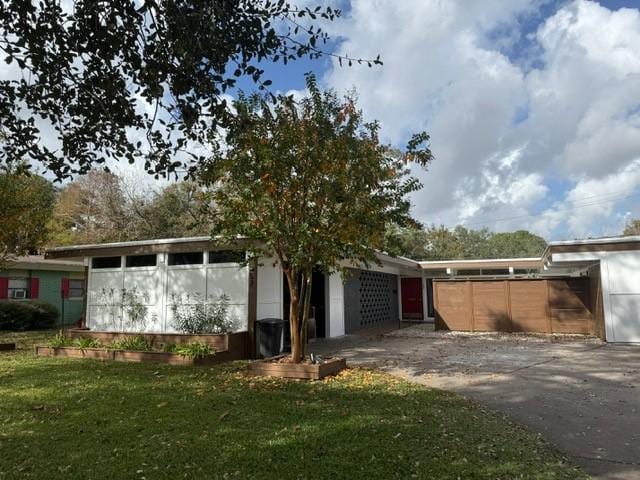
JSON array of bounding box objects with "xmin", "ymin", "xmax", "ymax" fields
[{"xmin": 433, "ymin": 277, "xmax": 604, "ymax": 337}]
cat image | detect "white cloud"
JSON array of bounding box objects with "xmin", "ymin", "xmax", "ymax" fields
[{"xmin": 321, "ymin": 0, "xmax": 640, "ymax": 239}]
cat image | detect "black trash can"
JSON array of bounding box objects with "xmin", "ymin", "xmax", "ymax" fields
[{"xmin": 256, "ymin": 318, "xmax": 286, "ymax": 358}]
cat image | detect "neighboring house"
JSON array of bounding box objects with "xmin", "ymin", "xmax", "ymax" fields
[
  {"xmin": 45, "ymin": 234, "xmax": 640, "ymax": 345},
  {"xmin": 0, "ymin": 256, "xmax": 86, "ymax": 325}
]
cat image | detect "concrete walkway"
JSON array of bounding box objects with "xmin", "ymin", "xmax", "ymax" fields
[{"xmin": 312, "ymin": 324, "xmax": 640, "ymax": 480}]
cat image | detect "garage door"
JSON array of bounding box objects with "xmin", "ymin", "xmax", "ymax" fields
[
  {"xmin": 434, "ymin": 278, "xmax": 595, "ymax": 335},
  {"xmin": 344, "ymin": 269, "xmax": 399, "ymax": 333}
]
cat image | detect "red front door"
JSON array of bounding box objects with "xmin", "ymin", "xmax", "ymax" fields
[{"xmin": 401, "ymin": 278, "xmax": 424, "ymax": 320}]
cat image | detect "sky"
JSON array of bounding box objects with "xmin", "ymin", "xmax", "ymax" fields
[
  {"xmin": 261, "ymin": 0, "xmax": 640, "ymax": 241},
  {"xmin": 3, "ymin": 0, "xmax": 640, "ymax": 242}
]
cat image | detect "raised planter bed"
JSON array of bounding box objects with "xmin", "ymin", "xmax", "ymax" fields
[
  {"xmin": 247, "ymin": 355, "xmax": 346, "ymax": 380},
  {"xmin": 65, "ymin": 329, "xmax": 248, "ymax": 360},
  {"xmin": 35, "ymin": 346, "xmax": 115, "ymax": 361},
  {"xmin": 0, "ymin": 343, "xmax": 16, "ymax": 351},
  {"xmin": 114, "ymin": 349, "xmax": 218, "ymax": 366},
  {"xmin": 35, "ymin": 346, "xmax": 218, "ymax": 366}
]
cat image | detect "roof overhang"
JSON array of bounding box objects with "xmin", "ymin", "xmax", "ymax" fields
[
  {"xmin": 5, "ymin": 256, "xmax": 84, "ymax": 272},
  {"xmin": 542, "ymin": 235, "xmax": 640, "ymax": 266},
  {"xmin": 45, "ymin": 236, "xmax": 251, "ymax": 260},
  {"xmin": 419, "ymin": 257, "xmax": 542, "ymax": 271}
]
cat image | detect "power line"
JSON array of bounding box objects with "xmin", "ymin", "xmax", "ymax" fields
[{"xmin": 460, "ymin": 189, "xmax": 640, "ymax": 228}]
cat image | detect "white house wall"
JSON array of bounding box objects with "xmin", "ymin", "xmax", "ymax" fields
[
  {"xmin": 603, "ymin": 251, "xmax": 640, "ymax": 343},
  {"xmin": 87, "ymin": 253, "xmax": 249, "ymax": 333},
  {"xmin": 550, "ymin": 249, "xmax": 640, "ymax": 343},
  {"xmin": 256, "ymin": 257, "xmax": 283, "ymax": 320}
]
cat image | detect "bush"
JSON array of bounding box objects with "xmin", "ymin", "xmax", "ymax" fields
[
  {"xmin": 111, "ymin": 335, "xmax": 153, "ymax": 352},
  {"xmin": 73, "ymin": 337, "xmax": 102, "ymax": 349},
  {"xmin": 30, "ymin": 301, "xmax": 59, "ymax": 329},
  {"xmin": 0, "ymin": 300, "xmax": 59, "ymax": 330},
  {"xmin": 170, "ymin": 293, "xmax": 236, "ymax": 334},
  {"xmin": 166, "ymin": 342, "xmax": 214, "ymax": 359},
  {"xmin": 48, "ymin": 331, "xmax": 73, "ymax": 348}
]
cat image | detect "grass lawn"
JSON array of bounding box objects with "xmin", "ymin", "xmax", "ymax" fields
[{"xmin": 0, "ymin": 331, "xmax": 587, "ymax": 480}]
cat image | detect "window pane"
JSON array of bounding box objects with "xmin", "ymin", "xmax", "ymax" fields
[
  {"xmin": 68, "ymin": 279, "xmax": 85, "ymax": 298},
  {"xmin": 457, "ymin": 269, "xmax": 481, "ymax": 276},
  {"xmin": 8, "ymin": 278, "xmax": 28, "ymax": 298},
  {"xmin": 8, "ymin": 278, "xmax": 28, "ymax": 289},
  {"xmin": 168, "ymin": 252, "xmax": 203, "ymax": 266},
  {"xmin": 480, "ymin": 269, "xmax": 509, "ymax": 276},
  {"xmin": 208, "ymin": 250, "xmax": 245, "ymax": 264},
  {"xmin": 92, "ymin": 256, "xmax": 121, "ymax": 269},
  {"xmin": 126, "ymin": 254, "xmax": 157, "ymax": 268}
]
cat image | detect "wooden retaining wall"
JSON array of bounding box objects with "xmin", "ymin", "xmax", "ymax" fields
[
  {"xmin": 434, "ymin": 278, "xmax": 602, "ymax": 338},
  {"xmin": 65, "ymin": 329, "xmax": 249, "ymax": 361}
]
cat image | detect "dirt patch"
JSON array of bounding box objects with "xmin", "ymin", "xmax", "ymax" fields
[{"xmin": 386, "ymin": 323, "xmax": 603, "ymax": 344}]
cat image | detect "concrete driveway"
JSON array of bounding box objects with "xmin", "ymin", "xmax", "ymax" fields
[{"xmin": 312, "ymin": 324, "xmax": 640, "ymax": 480}]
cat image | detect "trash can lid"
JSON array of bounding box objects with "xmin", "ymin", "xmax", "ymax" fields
[{"xmin": 256, "ymin": 317, "xmax": 285, "ymax": 324}]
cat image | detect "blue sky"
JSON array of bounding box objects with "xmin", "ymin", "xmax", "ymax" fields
[{"xmin": 239, "ymin": 0, "xmax": 640, "ymax": 240}]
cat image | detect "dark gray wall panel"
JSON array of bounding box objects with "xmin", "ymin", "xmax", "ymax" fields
[{"xmin": 344, "ymin": 268, "xmax": 399, "ymax": 334}]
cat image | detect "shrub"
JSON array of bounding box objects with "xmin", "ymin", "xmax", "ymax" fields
[
  {"xmin": 166, "ymin": 342, "xmax": 214, "ymax": 359},
  {"xmin": 171, "ymin": 293, "xmax": 236, "ymax": 334},
  {"xmin": 48, "ymin": 331, "xmax": 73, "ymax": 348},
  {"xmin": 30, "ymin": 301, "xmax": 59, "ymax": 329},
  {"xmin": 110, "ymin": 335, "xmax": 153, "ymax": 352},
  {"xmin": 73, "ymin": 337, "xmax": 102, "ymax": 349},
  {"xmin": 0, "ymin": 300, "xmax": 59, "ymax": 330}
]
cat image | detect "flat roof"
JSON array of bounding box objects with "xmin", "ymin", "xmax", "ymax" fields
[
  {"xmin": 548, "ymin": 234, "xmax": 640, "ymax": 246},
  {"xmin": 46, "ymin": 236, "xmax": 249, "ymax": 259},
  {"xmin": 419, "ymin": 257, "xmax": 542, "ymax": 270},
  {"xmin": 544, "ymin": 235, "xmax": 640, "ymax": 258},
  {"xmin": 45, "ymin": 238, "xmax": 421, "ymax": 271},
  {"xmin": 3, "ymin": 255, "xmax": 84, "ymax": 272}
]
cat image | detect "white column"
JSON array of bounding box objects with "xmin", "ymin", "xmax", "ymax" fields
[
  {"xmin": 327, "ymin": 272, "xmax": 345, "ymax": 337},
  {"xmin": 256, "ymin": 257, "xmax": 283, "ymax": 319}
]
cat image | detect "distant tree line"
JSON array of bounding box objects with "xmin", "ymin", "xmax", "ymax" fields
[
  {"xmin": 0, "ymin": 168, "xmax": 213, "ymax": 265},
  {"xmin": 385, "ymin": 225, "xmax": 548, "ymax": 261}
]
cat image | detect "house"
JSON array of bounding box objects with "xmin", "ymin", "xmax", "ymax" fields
[
  {"xmin": 0, "ymin": 256, "xmax": 86, "ymax": 325},
  {"xmin": 45, "ymin": 234, "xmax": 640, "ymax": 345},
  {"xmin": 44, "ymin": 237, "xmax": 420, "ymax": 341}
]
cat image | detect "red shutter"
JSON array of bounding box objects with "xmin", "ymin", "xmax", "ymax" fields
[
  {"xmin": 61, "ymin": 278, "xmax": 70, "ymax": 299},
  {"xmin": 29, "ymin": 278, "xmax": 40, "ymax": 299},
  {"xmin": 0, "ymin": 277, "xmax": 8, "ymax": 299}
]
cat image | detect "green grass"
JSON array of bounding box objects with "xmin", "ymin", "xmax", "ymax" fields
[{"xmin": 0, "ymin": 331, "xmax": 587, "ymax": 480}]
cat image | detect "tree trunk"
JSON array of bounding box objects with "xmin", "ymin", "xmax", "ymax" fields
[{"xmin": 284, "ymin": 268, "xmax": 302, "ymax": 363}]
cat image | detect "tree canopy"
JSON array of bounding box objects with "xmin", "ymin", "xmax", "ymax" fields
[
  {"xmin": 48, "ymin": 171, "xmax": 212, "ymax": 246},
  {"xmin": 0, "ymin": 167, "xmax": 55, "ymax": 266},
  {"xmin": 386, "ymin": 225, "xmax": 547, "ymax": 261},
  {"xmin": 623, "ymin": 219, "xmax": 640, "ymax": 236},
  {"xmin": 0, "ymin": 0, "xmax": 379, "ymax": 179},
  {"xmin": 202, "ymin": 75, "xmax": 431, "ymax": 361}
]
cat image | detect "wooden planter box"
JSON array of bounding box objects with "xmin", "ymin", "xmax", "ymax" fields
[
  {"xmin": 35, "ymin": 346, "xmax": 115, "ymax": 360},
  {"xmin": 35, "ymin": 346, "xmax": 218, "ymax": 366},
  {"xmin": 114, "ymin": 350, "xmax": 218, "ymax": 366},
  {"xmin": 0, "ymin": 343, "xmax": 16, "ymax": 351},
  {"xmin": 65, "ymin": 329, "xmax": 248, "ymax": 360},
  {"xmin": 247, "ymin": 356, "xmax": 346, "ymax": 380}
]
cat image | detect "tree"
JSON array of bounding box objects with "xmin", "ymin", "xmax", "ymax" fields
[
  {"xmin": 387, "ymin": 225, "xmax": 547, "ymax": 260},
  {"xmin": 0, "ymin": 1, "xmax": 380, "ymax": 179},
  {"xmin": 623, "ymin": 219, "xmax": 640, "ymax": 236},
  {"xmin": 48, "ymin": 171, "xmax": 130, "ymax": 245},
  {"xmin": 485, "ymin": 230, "xmax": 547, "ymax": 258},
  {"xmin": 202, "ymin": 75, "xmax": 432, "ymax": 362},
  {"xmin": 124, "ymin": 180, "xmax": 213, "ymax": 239},
  {"xmin": 49, "ymin": 173, "xmax": 213, "ymax": 245},
  {"xmin": 0, "ymin": 167, "xmax": 55, "ymax": 266}
]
